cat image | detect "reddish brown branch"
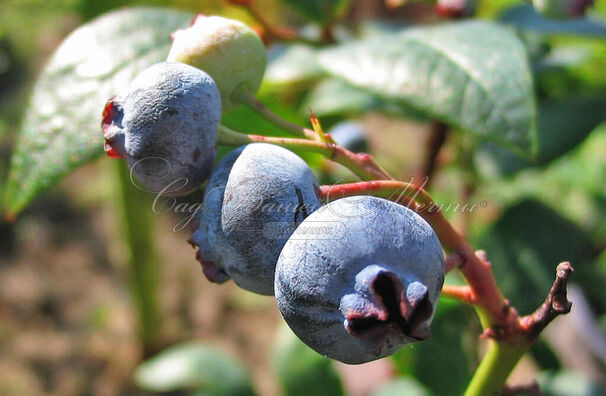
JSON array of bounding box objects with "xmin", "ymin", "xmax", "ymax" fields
[
  {"xmin": 319, "ymin": 180, "xmax": 432, "ymax": 206},
  {"xmin": 421, "ymin": 121, "xmax": 448, "ymax": 188},
  {"xmin": 520, "ymin": 262, "xmax": 574, "ymax": 342},
  {"xmin": 420, "ymin": 215, "xmax": 517, "ymax": 336},
  {"xmin": 445, "ymin": 250, "xmax": 466, "ymax": 273},
  {"xmin": 442, "ymin": 285, "xmax": 476, "ymax": 304}
]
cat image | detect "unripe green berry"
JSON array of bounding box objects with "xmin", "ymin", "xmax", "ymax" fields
[{"xmin": 168, "ymin": 15, "xmax": 267, "ymax": 110}]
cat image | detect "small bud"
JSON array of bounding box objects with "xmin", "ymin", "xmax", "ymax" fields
[{"xmin": 168, "ymin": 15, "xmax": 267, "ymax": 110}]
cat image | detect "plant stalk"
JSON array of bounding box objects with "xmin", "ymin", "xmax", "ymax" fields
[
  {"xmin": 218, "ymin": 125, "xmax": 393, "ymax": 180},
  {"xmin": 463, "ymin": 340, "xmax": 529, "ymax": 396},
  {"xmin": 234, "ymin": 89, "xmax": 319, "ymax": 140},
  {"xmin": 114, "ymin": 161, "xmax": 160, "ymax": 358}
]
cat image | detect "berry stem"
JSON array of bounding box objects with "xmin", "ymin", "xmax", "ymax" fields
[
  {"xmin": 464, "ymin": 263, "xmax": 574, "ymax": 395},
  {"xmin": 463, "ymin": 340, "xmax": 529, "ymax": 396},
  {"xmin": 234, "ymin": 89, "xmax": 320, "ymax": 140},
  {"xmin": 445, "ymin": 250, "xmax": 466, "ymax": 272},
  {"xmin": 519, "ymin": 262, "xmax": 574, "ymax": 342},
  {"xmin": 319, "ymin": 180, "xmax": 433, "ymax": 206},
  {"xmin": 410, "ymin": 213, "xmax": 511, "ymax": 329},
  {"xmin": 217, "ymin": 125, "xmax": 393, "ymax": 180},
  {"xmin": 442, "ymin": 285, "xmax": 475, "ymax": 303}
]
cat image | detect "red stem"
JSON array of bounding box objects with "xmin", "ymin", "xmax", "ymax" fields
[
  {"xmin": 218, "ymin": 126, "xmax": 394, "ymax": 183},
  {"xmin": 442, "ymin": 285, "xmax": 476, "ymax": 304},
  {"xmin": 319, "ymin": 180, "xmax": 430, "ymax": 206},
  {"xmin": 247, "ymin": 135, "xmax": 393, "ymax": 180},
  {"xmin": 445, "ymin": 251, "xmax": 466, "ymax": 273},
  {"xmin": 236, "ymin": 90, "xmax": 319, "ymax": 140}
]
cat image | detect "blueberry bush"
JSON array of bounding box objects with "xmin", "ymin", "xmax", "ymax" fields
[{"xmin": 4, "ymin": 0, "xmax": 606, "ymax": 395}]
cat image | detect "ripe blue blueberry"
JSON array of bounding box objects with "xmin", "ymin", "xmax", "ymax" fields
[
  {"xmin": 328, "ymin": 121, "xmax": 369, "ymax": 154},
  {"xmin": 190, "ymin": 143, "xmax": 322, "ymax": 295},
  {"xmin": 102, "ymin": 61, "xmax": 221, "ymax": 196},
  {"xmin": 275, "ymin": 196, "xmax": 445, "ymax": 364}
]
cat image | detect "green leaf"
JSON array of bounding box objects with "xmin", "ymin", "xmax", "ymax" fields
[
  {"xmin": 533, "ymin": 47, "xmax": 592, "ymax": 75},
  {"xmin": 475, "ymin": 95, "xmax": 606, "ymax": 176},
  {"xmin": 280, "ymin": 0, "xmax": 351, "ymax": 24},
  {"xmin": 358, "ymin": 21, "xmax": 409, "ymax": 39},
  {"xmin": 501, "ymin": 4, "xmax": 606, "ymax": 37},
  {"xmin": 134, "ymin": 342, "xmax": 255, "ymax": 395},
  {"xmin": 538, "ymin": 371, "xmax": 606, "ymax": 396},
  {"xmin": 303, "ymin": 78, "xmax": 380, "ymax": 117},
  {"xmin": 221, "ymin": 90, "xmax": 325, "ymax": 171},
  {"xmin": 272, "ymin": 325, "xmax": 345, "ymax": 396},
  {"xmin": 391, "ymin": 299, "xmax": 476, "ymax": 396},
  {"xmin": 265, "ymin": 44, "xmax": 325, "ymax": 86},
  {"xmin": 303, "ymin": 78, "xmax": 429, "ymax": 121},
  {"xmin": 4, "ymin": 7, "xmax": 194, "ymax": 218},
  {"xmin": 370, "ymin": 377, "xmax": 431, "ymax": 396},
  {"xmin": 317, "ymin": 21, "xmax": 537, "ymax": 157},
  {"xmin": 478, "ymin": 199, "xmax": 599, "ymax": 314}
]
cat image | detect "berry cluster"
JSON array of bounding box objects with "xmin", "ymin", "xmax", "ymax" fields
[
  {"xmin": 188, "ymin": 144, "xmax": 444, "ymax": 363},
  {"xmin": 190, "ymin": 143, "xmax": 322, "ymax": 295},
  {"xmin": 102, "ymin": 15, "xmax": 445, "ymax": 364}
]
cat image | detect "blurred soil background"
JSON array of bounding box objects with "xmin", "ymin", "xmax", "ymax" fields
[
  {"xmin": 2, "ymin": 1, "xmax": 606, "ymax": 395},
  {"xmin": 0, "ymin": 1, "xmax": 283, "ymax": 395}
]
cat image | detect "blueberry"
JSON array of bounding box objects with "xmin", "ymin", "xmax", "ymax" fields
[
  {"xmin": 168, "ymin": 15, "xmax": 267, "ymax": 110},
  {"xmin": 275, "ymin": 196, "xmax": 444, "ymax": 364},
  {"xmin": 190, "ymin": 143, "xmax": 322, "ymax": 295},
  {"xmin": 102, "ymin": 62, "xmax": 221, "ymax": 196},
  {"xmin": 532, "ymin": 0, "xmax": 594, "ymax": 19},
  {"xmin": 327, "ymin": 121, "xmax": 369, "ymax": 154}
]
